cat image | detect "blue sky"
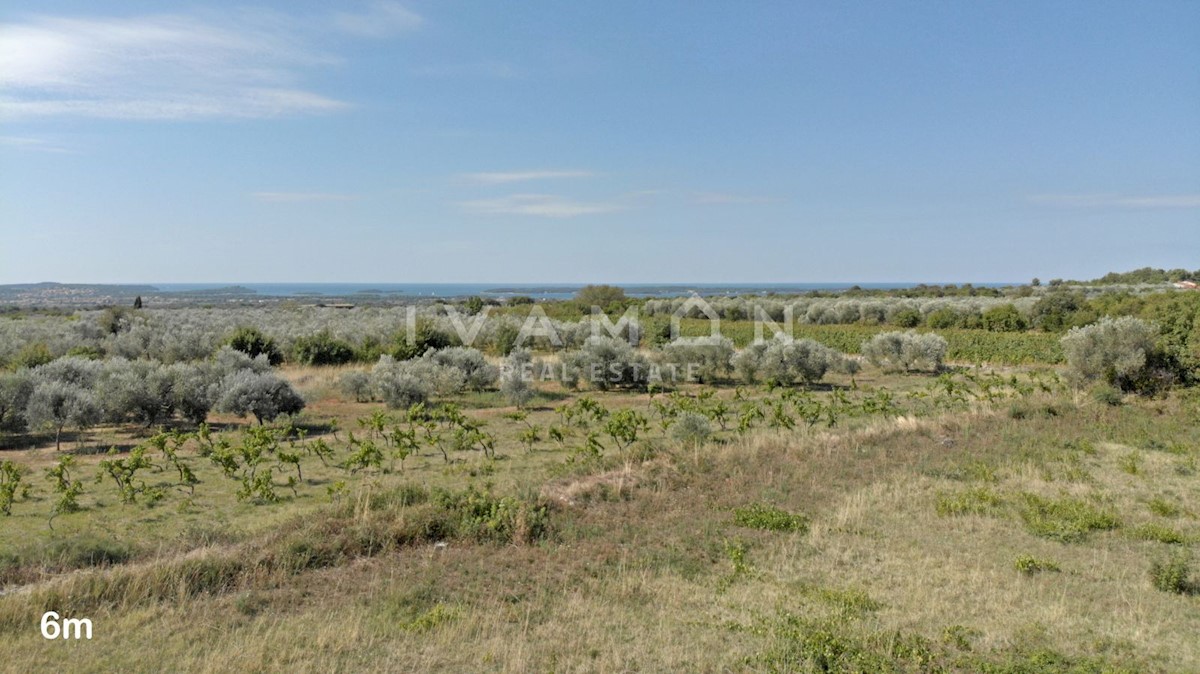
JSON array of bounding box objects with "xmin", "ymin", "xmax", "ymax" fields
[{"xmin": 1, "ymin": 1, "xmax": 1197, "ymax": 284}]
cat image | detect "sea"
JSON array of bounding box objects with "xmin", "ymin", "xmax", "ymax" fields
[{"xmin": 151, "ymin": 282, "xmax": 1016, "ymax": 300}]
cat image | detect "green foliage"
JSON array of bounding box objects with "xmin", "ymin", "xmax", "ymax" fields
[
  {"xmin": 13, "ymin": 342, "xmax": 54, "ymax": 369},
  {"xmin": 1147, "ymin": 497, "xmax": 1182, "ymax": 518},
  {"xmin": 0, "ymin": 460, "xmax": 30, "ymax": 515},
  {"xmin": 1149, "ymin": 550, "xmax": 1194, "ymax": 594},
  {"xmin": 1060, "ymin": 316, "xmax": 1160, "ymax": 391},
  {"xmin": 935, "ymin": 487, "xmax": 1005, "ymax": 517},
  {"xmin": 1018, "ymin": 493, "xmax": 1120, "ymax": 543},
  {"xmin": 603, "ymin": 408, "xmax": 649, "ymax": 453},
  {"xmin": 1131, "ymin": 523, "xmax": 1189, "ymax": 545},
  {"xmin": 734, "ymin": 502, "xmax": 810, "ymax": 533},
  {"xmin": 671, "ymin": 411, "xmax": 712, "ymax": 447},
  {"xmin": 292, "ymin": 331, "xmax": 356, "ymax": 366},
  {"xmin": 1014, "ymin": 554, "xmax": 1061, "ymax": 575},
  {"xmin": 46, "ymin": 455, "xmax": 85, "ymax": 518},
  {"xmin": 574, "ymin": 284, "xmax": 628, "ymax": 312},
  {"xmin": 981, "ymin": 304, "xmax": 1029, "ymax": 332},
  {"xmin": 95, "ymin": 446, "xmax": 156, "ymax": 505},
  {"xmin": 225, "ymin": 326, "xmax": 283, "ymax": 365}
]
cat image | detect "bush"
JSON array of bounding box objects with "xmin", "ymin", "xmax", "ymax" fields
[
  {"xmin": 734, "ymin": 503, "xmax": 809, "ymax": 533},
  {"xmin": 1061, "ymin": 316, "xmax": 1158, "ymax": 391},
  {"xmin": 1018, "ymin": 493, "xmax": 1120, "ymax": 543},
  {"xmin": 890, "ymin": 308, "xmax": 922, "ymax": 328},
  {"xmin": 658, "ymin": 336, "xmax": 734, "ymax": 383},
  {"xmin": 1014, "ymin": 554, "xmax": 1061, "ymax": 575},
  {"xmin": 1149, "ymin": 550, "xmax": 1193, "ymax": 594},
  {"xmin": 425, "ymin": 347, "xmax": 498, "ymax": 391},
  {"xmin": 292, "ymin": 331, "xmax": 356, "ymax": 366},
  {"xmin": 860, "ymin": 331, "xmax": 947, "ymax": 373},
  {"xmin": 0, "ymin": 370, "xmax": 34, "ymax": 433},
  {"xmin": 216, "ymin": 371, "xmax": 305, "ymax": 424},
  {"xmin": 734, "ymin": 337, "xmax": 846, "ymax": 386},
  {"xmin": 574, "ymin": 284, "xmax": 627, "ymax": 311},
  {"xmin": 499, "ymin": 348, "xmax": 535, "ymax": 407},
  {"xmin": 370, "ymin": 356, "xmax": 432, "ymax": 408},
  {"xmin": 981, "ymin": 304, "xmax": 1029, "ymax": 332},
  {"xmin": 1091, "ymin": 384, "xmax": 1124, "ymax": 407},
  {"xmin": 559, "ymin": 336, "xmax": 650, "ymax": 390},
  {"xmin": 225, "ymin": 327, "xmax": 283, "ymax": 365},
  {"xmin": 671, "ymin": 412, "xmax": 712, "ymax": 447},
  {"xmin": 339, "ymin": 371, "xmax": 375, "ymax": 403}
]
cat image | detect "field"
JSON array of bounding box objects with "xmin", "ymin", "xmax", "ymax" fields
[{"xmin": 1, "ymin": 324, "xmax": 1198, "ymax": 672}]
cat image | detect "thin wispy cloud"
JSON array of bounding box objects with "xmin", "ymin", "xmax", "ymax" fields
[
  {"xmin": 460, "ymin": 194, "xmax": 622, "ymax": 218},
  {"xmin": 333, "ymin": 2, "xmax": 422, "ymax": 38},
  {"xmin": 411, "ymin": 61, "xmax": 521, "ymax": 79},
  {"xmin": 693, "ymin": 191, "xmax": 778, "ymax": 205},
  {"xmin": 461, "ymin": 170, "xmax": 596, "ymax": 185},
  {"xmin": 1029, "ymin": 194, "xmax": 1200, "ymax": 209},
  {"xmin": 251, "ymin": 192, "xmax": 359, "ymax": 203},
  {"xmin": 0, "ymin": 136, "xmax": 71, "ymax": 153},
  {"xmin": 0, "ymin": 10, "xmax": 377, "ymax": 120}
]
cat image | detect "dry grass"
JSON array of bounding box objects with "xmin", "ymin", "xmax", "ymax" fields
[{"xmin": 1, "ymin": 376, "xmax": 1198, "ymax": 672}]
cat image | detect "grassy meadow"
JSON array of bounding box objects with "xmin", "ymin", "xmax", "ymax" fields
[{"xmin": 1, "ymin": 348, "xmax": 1198, "ymax": 672}]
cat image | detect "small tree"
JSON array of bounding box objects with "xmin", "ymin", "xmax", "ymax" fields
[
  {"xmin": 575, "ymin": 284, "xmax": 627, "ymax": 311},
  {"xmin": 217, "ymin": 371, "xmax": 305, "ymax": 425},
  {"xmin": 500, "ymin": 348, "xmax": 536, "ymax": 408},
  {"xmin": 292, "ymin": 331, "xmax": 356, "ymax": 366},
  {"xmin": 225, "ymin": 327, "xmax": 283, "ymax": 366},
  {"xmin": 1061, "ymin": 316, "xmax": 1159, "ymax": 391},
  {"xmin": 0, "ymin": 370, "xmax": 34, "ymax": 433},
  {"xmin": 861, "ymin": 331, "xmax": 947, "ymax": 373},
  {"xmin": 25, "ymin": 380, "xmax": 102, "ymax": 450}
]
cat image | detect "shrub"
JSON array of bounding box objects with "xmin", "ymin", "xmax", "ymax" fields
[
  {"xmin": 735, "ymin": 337, "xmax": 846, "ymax": 386},
  {"xmin": 499, "ymin": 348, "xmax": 535, "ymax": 408},
  {"xmin": 425, "ymin": 347, "xmax": 498, "ymax": 391},
  {"xmin": 0, "ymin": 370, "xmax": 34, "ymax": 432},
  {"xmin": 890, "ymin": 308, "xmax": 922, "ymax": 328},
  {"xmin": 1014, "ymin": 554, "xmax": 1061, "ymax": 575},
  {"xmin": 1018, "ymin": 493, "xmax": 1120, "ymax": 543},
  {"xmin": 225, "ymin": 327, "xmax": 283, "ymax": 365},
  {"xmin": 370, "ymin": 356, "xmax": 432, "ymax": 409},
  {"xmin": 671, "ymin": 412, "xmax": 712, "ymax": 447},
  {"xmin": 292, "ymin": 331, "xmax": 356, "ymax": 366},
  {"xmin": 216, "ymin": 371, "xmax": 305, "ymax": 425},
  {"xmin": 1061, "ymin": 316, "xmax": 1159, "ymax": 391},
  {"xmin": 12, "ymin": 342, "xmax": 54, "ymax": 369},
  {"xmin": 1091, "ymin": 384, "xmax": 1124, "ymax": 406},
  {"xmin": 559, "ymin": 336, "xmax": 650, "ymax": 391},
  {"xmin": 1149, "ymin": 551, "xmax": 1193, "ymax": 594},
  {"xmin": 1132, "ymin": 523, "xmax": 1188, "ymax": 545},
  {"xmin": 339, "ymin": 370, "xmax": 375, "ymax": 403},
  {"xmin": 575, "ymin": 284, "xmax": 627, "ymax": 311},
  {"xmin": 935, "ymin": 487, "xmax": 1005, "ymax": 517},
  {"xmin": 734, "ymin": 503, "xmax": 809, "ymax": 533},
  {"xmin": 658, "ymin": 336, "xmax": 734, "ymax": 383},
  {"xmin": 981, "ymin": 304, "xmax": 1029, "ymax": 332},
  {"xmin": 861, "ymin": 331, "xmax": 947, "ymax": 372}
]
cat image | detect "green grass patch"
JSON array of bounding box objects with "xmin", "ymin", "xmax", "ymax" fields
[
  {"xmin": 1017, "ymin": 494, "xmax": 1120, "ymax": 543},
  {"xmin": 733, "ymin": 502, "xmax": 810, "ymax": 533}
]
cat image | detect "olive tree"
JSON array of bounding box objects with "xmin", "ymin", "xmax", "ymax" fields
[
  {"xmin": 425, "ymin": 347, "xmax": 499, "ymax": 391},
  {"xmin": 25, "ymin": 380, "xmax": 102, "ymax": 450},
  {"xmin": 168, "ymin": 361, "xmax": 224, "ymax": 425},
  {"xmin": 217, "ymin": 370, "xmax": 305, "ymax": 425},
  {"xmin": 0, "ymin": 370, "xmax": 34, "ymax": 433},
  {"xmin": 96, "ymin": 358, "xmax": 176, "ymax": 426},
  {"xmin": 559, "ymin": 336, "xmax": 650, "ymax": 390},
  {"xmin": 757, "ymin": 338, "xmax": 844, "ymax": 385},
  {"xmin": 861, "ymin": 331, "xmax": 947, "ymax": 373},
  {"xmin": 369, "ymin": 356, "xmax": 432, "ymax": 408},
  {"xmin": 658, "ymin": 336, "xmax": 734, "ymax": 383},
  {"xmin": 499, "ymin": 348, "xmax": 536, "ymax": 408},
  {"xmin": 1061, "ymin": 316, "xmax": 1159, "ymax": 390}
]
